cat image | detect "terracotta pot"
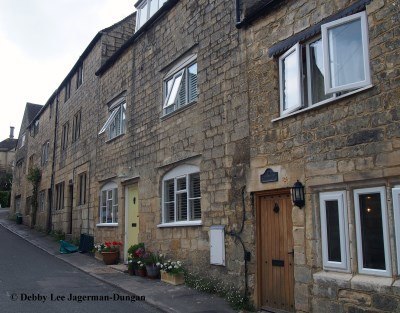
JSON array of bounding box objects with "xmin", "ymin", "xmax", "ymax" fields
[
  {"xmin": 101, "ymin": 251, "xmax": 119, "ymax": 265},
  {"xmin": 128, "ymin": 267, "xmax": 135, "ymax": 276},
  {"xmin": 134, "ymin": 268, "xmax": 147, "ymax": 277}
]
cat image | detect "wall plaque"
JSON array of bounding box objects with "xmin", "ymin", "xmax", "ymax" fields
[{"xmin": 260, "ymin": 168, "xmax": 278, "ymax": 183}]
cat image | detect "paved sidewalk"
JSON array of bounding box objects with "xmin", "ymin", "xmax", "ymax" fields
[{"xmin": 0, "ymin": 209, "xmax": 236, "ymax": 313}]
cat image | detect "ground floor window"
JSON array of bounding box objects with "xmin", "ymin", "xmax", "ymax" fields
[
  {"xmin": 55, "ymin": 182, "xmax": 64, "ymax": 211},
  {"xmin": 161, "ymin": 164, "xmax": 201, "ymax": 226},
  {"xmin": 99, "ymin": 182, "xmax": 118, "ymax": 224},
  {"xmin": 319, "ymin": 186, "xmax": 392, "ymax": 277}
]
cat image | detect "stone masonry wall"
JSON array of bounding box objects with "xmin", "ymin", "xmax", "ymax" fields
[
  {"xmin": 96, "ymin": 0, "xmax": 252, "ymax": 290},
  {"xmin": 244, "ymin": 0, "xmax": 400, "ymax": 311}
]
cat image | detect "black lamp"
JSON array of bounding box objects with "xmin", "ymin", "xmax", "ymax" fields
[{"xmin": 291, "ymin": 180, "xmax": 305, "ymax": 208}]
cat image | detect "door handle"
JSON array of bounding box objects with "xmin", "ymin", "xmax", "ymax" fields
[{"xmin": 288, "ymin": 249, "xmax": 294, "ymax": 255}]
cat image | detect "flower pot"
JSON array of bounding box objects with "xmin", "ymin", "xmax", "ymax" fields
[
  {"xmin": 128, "ymin": 267, "xmax": 135, "ymax": 276},
  {"xmin": 134, "ymin": 268, "xmax": 147, "ymax": 277},
  {"xmin": 146, "ymin": 264, "xmax": 160, "ymax": 279},
  {"xmin": 160, "ymin": 270, "xmax": 185, "ymax": 285},
  {"xmin": 101, "ymin": 251, "xmax": 119, "ymax": 265}
]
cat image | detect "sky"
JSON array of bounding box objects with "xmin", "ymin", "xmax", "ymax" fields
[{"xmin": 0, "ymin": 0, "xmax": 135, "ymax": 141}]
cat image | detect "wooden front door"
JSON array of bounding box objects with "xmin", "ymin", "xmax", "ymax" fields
[{"xmin": 257, "ymin": 190, "xmax": 294, "ymax": 312}]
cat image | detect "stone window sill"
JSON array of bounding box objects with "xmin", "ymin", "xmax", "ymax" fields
[
  {"xmin": 96, "ymin": 223, "xmax": 118, "ymax": 227},
  {"xmin": 313, "ymin": 270, "xmax": 394, "ymax": 292},
  {"xmin": 157, "ymin": 220, "xmax": 202, "ymax": 228},
  {"xmin": 272, "ymin": 85, "xmax": 373, "ymax": 122}
]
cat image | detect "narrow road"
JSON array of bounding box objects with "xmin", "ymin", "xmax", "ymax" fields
[{"xmin": 0, "ymin": 216, "xmax": 162, "ymax": 313}]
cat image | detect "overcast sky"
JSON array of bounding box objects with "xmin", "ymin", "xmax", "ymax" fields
[{"xmin": 0, "ymin": 0, "xmax": 135, "ymax": 141}]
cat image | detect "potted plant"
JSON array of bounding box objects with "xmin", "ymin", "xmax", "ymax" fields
[
  {"xmin": 135, "ymin": 260, "xmax": 147, "ymax": 277},
  {"xmin": 94, "ymin": 241, "xmax": 122, "ymax": 265},
  {"xmin": 160, "ymin": 259, "xmax": 184, "ymax": 285},
  {"xmin": 126, "ymin": 243, "xmax": 145, "ymax": 275},
  {"xmin": 145, "ymin": 252, "xmax": 164, "ymax": 279}
]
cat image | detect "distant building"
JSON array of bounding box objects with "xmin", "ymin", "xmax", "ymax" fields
[{"xmin": 0, "ymin": 127, "xmax": 18, "ymax": 175}]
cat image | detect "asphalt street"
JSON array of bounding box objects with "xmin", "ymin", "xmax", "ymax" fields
[{"xmin": 0, "ymin": 221, "xmax": 162, "ymax": 313}]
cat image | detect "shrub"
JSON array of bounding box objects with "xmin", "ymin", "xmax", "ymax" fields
[{"xmin": 0, "ymin": 191, "xmax": 10, "ymax": 207}]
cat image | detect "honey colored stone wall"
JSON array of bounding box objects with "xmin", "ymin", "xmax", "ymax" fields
[
  {"xmin": 96, "ymin": 0, "xmax": 252, "ymax": 288},
  {"xmin": 244, "ymin": 0, "xmax": 400, "ymax": 311}
]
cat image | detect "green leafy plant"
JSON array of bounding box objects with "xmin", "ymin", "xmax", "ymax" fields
[
  {"xmin": 127, "ymin": 243, "xmax": 145, "ymax": 255},
  {"xmin": 26, "ymin": 167, "xmax": 41, "ymax": 228}
]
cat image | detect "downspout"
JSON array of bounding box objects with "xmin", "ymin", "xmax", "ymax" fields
[
  {"xmin": 235, "ymin": 0, "xmax": 243, "ymax": 29},
  {"xmin": 47, "ymin": 91, "xmax": 59, "ymax": 233},
  {"xmin": 227, "ymin": 186, "xmax": 250, "ymax": 302}
]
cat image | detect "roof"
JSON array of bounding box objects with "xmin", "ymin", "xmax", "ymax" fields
[
  {"xmin": 268, "ymin": 0, "xmax": 372, "ymax": 57},
  {"xmin": 236, "ymin": 0, "xmax": 283, "ymax": 28},
  {"xmin": 26, "ymin": 103, "xmax": 43, "ymax": 125},
  {"xmin": 0, "ymin": 138, "xmax": 18, "ymax": 151},
  {"xmin": 96, "ymin": 0, "xmax": 179, "ymax": 76}
]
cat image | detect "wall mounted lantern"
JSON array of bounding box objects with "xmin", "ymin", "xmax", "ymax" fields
[{"xmin": 291, "ymin": 180, "xmax": 305, "ymax": 208}]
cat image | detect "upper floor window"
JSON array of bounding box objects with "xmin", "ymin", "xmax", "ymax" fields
[
  {"xmin": 135, "ymin": 0, "xmax": 167, "ymax": 31},
  {"xmin": 98, "ymin": 96, "xmax": 126, "ymax": 141},
  {"xmin": 98, "ymin": 182, "xmax": 118, "ymax": 225},
  {"xmin": 160, "ymin": 164, "xmax": 201, "ymax": 227},
  {"xmin": 65, "ymin": 80, "xmax": 71, "ymax": 102},
  {"xmin": 19, "ymin": 133, "xmax": 26, "ymax": 148},
  {"xmin": 72, "ymin": 111, "xmax": 81, "ymax": 143},
  {"xmin": 30, "ymin": 120, "xmax": 39, "ymax": 137},
  {"xmin": 76, "ymin": 63, "xmax": 83, "ymax": 88},
  {"xmin": 41, "ymin": 141, "xmax": 50, "ymax": 166},
  {"xmin": 61, "ymin": 122, "xmax": 69, "ymax": 151},
  {"xmin": 163, "ymin": 55, "xmax": 198, "ymax": 116},
  {"xmin": 279, "ymin": 12, "xmax": 371, "ymax": 116}
]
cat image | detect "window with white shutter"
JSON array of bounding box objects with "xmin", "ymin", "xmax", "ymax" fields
[
  {"xmin": 163, "ymin": 55, "xmax": 198, "ymax": 116},
  {"xmin": 99, "ymin": 96, "xmax": 126, "ymax": 141}
]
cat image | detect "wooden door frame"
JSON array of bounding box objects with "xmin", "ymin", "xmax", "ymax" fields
[{"xmin": 255, "ymin": 188, "xmax": 292, "ymax": 310}]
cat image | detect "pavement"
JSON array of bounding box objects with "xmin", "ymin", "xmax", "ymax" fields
[{"xmin": 0, "ymin": 209, "xmax": 237, "ymax": 313}]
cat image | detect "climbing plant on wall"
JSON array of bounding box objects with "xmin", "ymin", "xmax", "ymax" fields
[{"xmin": 27, "ymin": 167, "xmax": 41, "ymax": 228}]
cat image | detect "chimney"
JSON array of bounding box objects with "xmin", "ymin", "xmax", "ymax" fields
[{"xmin": 9, "ymin": 126, "xmax": 14, "ymax": 139}]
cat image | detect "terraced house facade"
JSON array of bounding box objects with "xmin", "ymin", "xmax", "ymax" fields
[{"xmin": 10, "ymin": 0, "xmax": 400, "ymax": 311}]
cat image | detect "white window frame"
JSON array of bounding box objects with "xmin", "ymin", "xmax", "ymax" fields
[
  {"xmin": 97, "ymin": 182, "xmax": 118, "ymax": 226},
  {"xmin": 135, "ymin": 0, "xmax": 167, "ymax": 31},
  {"xmin": 322, "ymin": 11, "xmax": 371, "ymax": 94},
  {"xmin": 20, "ymin": 133, "xmax": 26, "ymax": 148},
  {"xmin": 158, "ymin": 164, "xmax": 202, "ymax": 227},
  {"xmin": 41, "ymin": 141, "xmax": 49, "ymax": 166},
  {"xmin": 163, "ymin": 54, "xmax": 198, "ymax": 116},
  {"xmin": 319, "ymin": 191, "xmax": 350, "ymax": 272},
  {"xmin": 98, "ymin": 98, "xmax": 126, "ymax": 140},
  {"xmin": 354, "ymin": 187, "xmax": 391, "ymax": 277},
  {"xmin": 392, "ymin": 187, "xmax": 400, "ymax": 274},
  {"xmin": 277, "ymin": 12, "xmax": 372, "ymax": 118},
  {"xmin": 39, "ymin": 190, "xmax": 45, "ymax": 212},
  {"xmin": 279, "ymin": 43, "xmax": 302, "ymax": 115}
]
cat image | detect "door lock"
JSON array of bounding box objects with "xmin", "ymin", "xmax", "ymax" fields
[{"xmin": 133, "ymin": 197, "xmax": 136, "ymax": 204}]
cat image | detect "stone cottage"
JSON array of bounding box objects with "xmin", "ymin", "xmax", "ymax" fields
[
  {"xmin": 239, "ymin": 0, "xmax": 400, "ymax": 311},
  {"xmin": 10, "ymin": 0, "xmax": 400, "ymax": 312}
]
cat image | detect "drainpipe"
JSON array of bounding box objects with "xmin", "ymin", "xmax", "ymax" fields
[
  {"xmin": 47, "ymin": 91, "xmax": 59, "ymax": 233},
  {"xmin": 235, "ymin": 0, "xmax": 243, "ymax": 28}
]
